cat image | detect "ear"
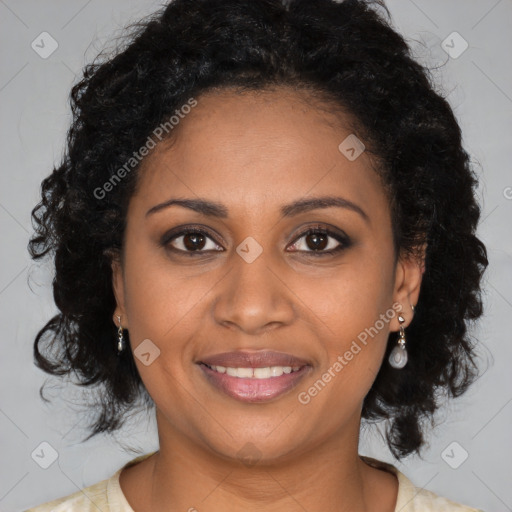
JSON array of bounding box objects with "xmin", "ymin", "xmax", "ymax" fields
[
  {"xmin": 111, "ymin": 253, "xmax": 129, "ymax": 329},
  {"xmin": 390, "ymin": 243, "xmax": 426, "ymax": 331}
]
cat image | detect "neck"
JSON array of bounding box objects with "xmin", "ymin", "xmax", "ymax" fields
[{"xmin": 127, "ymin": 410, "xmax": 398, "ymax": 512}]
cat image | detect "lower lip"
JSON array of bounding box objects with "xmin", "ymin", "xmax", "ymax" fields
[{"xmin": 198, "ymin": 363, "xmax": 311, "ymax": 403}]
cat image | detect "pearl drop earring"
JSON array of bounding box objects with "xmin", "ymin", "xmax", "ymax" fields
[{"xmin": 388, "ymin": 307, "xmax": 409, "ymax": 369}]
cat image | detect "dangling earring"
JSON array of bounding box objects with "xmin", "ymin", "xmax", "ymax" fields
[
  {"xmin": 388, "ymin": 306, "xmax": 410, "ymax": 369},
  {"xmin": 116, "ymin": 315, "xmax": 125, "ymax": 354}
]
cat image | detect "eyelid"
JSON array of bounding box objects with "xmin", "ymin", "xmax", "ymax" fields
[
  {"xmin": 160, "ymin": 223, "xmax": 351, "ymax": 255},
  {"xmin": 287, "ymin": 224, "xmax": 350, "ymax": 254},
  {"xmin": 160, "ymin": 224, "xmax": 224, "ymax": 249}
]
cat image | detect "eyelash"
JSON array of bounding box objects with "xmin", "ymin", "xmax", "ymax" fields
[{"xmin": 161, "ymin": 224, "xmax": 351, "ymax": 257}]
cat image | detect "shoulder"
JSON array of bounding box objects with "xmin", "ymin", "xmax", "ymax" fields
[
  {"xmin": 24, "ymin": 452, "xmax": 157, "ymax": 512},
  {"xmin": 24, "ymin": 477, "xmax": 110, "ymax": 512},
  {"xmin": 360, "ymin": 455, "xmax": 485, "ymax": 512},
  {"xmin": 405, "ymin": 485, "xmax": 485, "ymax": 512}
]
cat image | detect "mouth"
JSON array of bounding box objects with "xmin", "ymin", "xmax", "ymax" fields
[
  {"xmin": 196, "ymin": 350, "xmax": 312, "ymax": 403},
  {"xmin": 201, "ymin": 362, "xmax": 304, "ymax": 378}
]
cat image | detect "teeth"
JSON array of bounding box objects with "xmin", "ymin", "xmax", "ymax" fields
[
  {"xmin": 206, "ymin": 365, "xmax": 302, "ymax": 378},
  {"xmin": 236, "ymin": 367, "xmax": 253, "ymax": 378}
]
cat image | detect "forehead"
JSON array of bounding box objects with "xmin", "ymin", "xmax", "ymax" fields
[{"xmin": 132, "ymin": 87, "xmax": 389, "ymax": 225}]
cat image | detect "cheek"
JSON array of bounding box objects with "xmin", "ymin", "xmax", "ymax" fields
[
  {"xmin": 296, "ymin": 256, "xmax": 394, "ymax": 405},
  {"xmin": 298, "ymin": 312, "xmax": 392, "ymax": 423},
  {"xmin": 122, "ymin": 242, "xmax": 201, "ymax": 341},
  {"xmin": 120, "ymin": 240, "xmax": 222, "ymax": 400},
  {"xmin": 296, "ymin": 245, "xmax": 394, "ymax": 337},
  {"xmin": 120, "ymin": 249, "xmax": 201, "ymax": 403}
]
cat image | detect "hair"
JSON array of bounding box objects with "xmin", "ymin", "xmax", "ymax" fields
[{"xmin": 28, "ymin": 0, "xmax": 488, "ymax": 460}]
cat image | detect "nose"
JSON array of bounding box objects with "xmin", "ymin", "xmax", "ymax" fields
[{"xmin": 212, "ymin": 247, "xmax": 295, "ymax": 335}]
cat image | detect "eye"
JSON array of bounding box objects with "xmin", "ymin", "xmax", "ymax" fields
[
  {"xmin": 162, "ymin": 226, "xmax": 223, "ymax": 255},
  {"xmin": 287, "ymin": 225, "xmax": 351, "ymax": 256},
  {"xmin": 161, "ymin": 224, "xmax": 351, "ymax": 257}
]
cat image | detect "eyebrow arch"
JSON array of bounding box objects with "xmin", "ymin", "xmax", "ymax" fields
[{"xmin": 146, "ymin": 195, "xmax": 370, "ymax": 224}]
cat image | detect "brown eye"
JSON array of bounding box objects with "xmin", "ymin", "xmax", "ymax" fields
[
  {"xmin": 304, "ymin": 231, "xmax": 329, "ymax": 251},
  {"xmin": 181, "ymin": 232, "xmax": 207, "ymax": 251},
  {"xmin": 288, "ymin": 227, "xmax": 351, "ymax": 256},
  {"xmin": 163, "ymin": 228, "xmax": 223, "ymax": 254}
]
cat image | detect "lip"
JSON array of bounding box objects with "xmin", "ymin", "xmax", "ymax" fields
[
  {"xmin": 196, "ymin": 350, "xmax": 312, "ymax": 403},
  {"xmin": 198, "ymin": 363, "xmax": 312, "ymax": 403},
  {"xmin": 198, "ymin": 350, "xmax": 311, "ymax": 368}
]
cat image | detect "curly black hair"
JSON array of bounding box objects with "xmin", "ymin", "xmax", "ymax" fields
[{"xmin": 28, "ymin": 0, "xmax": 489, "ymax": 460}]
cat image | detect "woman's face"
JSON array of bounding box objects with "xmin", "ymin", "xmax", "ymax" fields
[{"xmin": 112, "ymin": 87, "xmax": 423, "ymax": 463}]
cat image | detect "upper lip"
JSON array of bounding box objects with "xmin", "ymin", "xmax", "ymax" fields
[{"xmin": 198, "ymin": 350, "xmax": 311, "ymax": 368}]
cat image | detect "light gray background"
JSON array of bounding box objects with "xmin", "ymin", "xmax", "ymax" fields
[{"xmin": 1, "ymin": 1, "xmax": 511, "ymax": 511}]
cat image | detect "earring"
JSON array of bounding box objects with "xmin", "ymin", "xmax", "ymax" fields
[
  {"xmin": 116, "ymin": 315, "xmax": 125, "ymax": 354},
  {"xmin": 388, "ymin": 306, "xmax": 408, "ymax": 369}
]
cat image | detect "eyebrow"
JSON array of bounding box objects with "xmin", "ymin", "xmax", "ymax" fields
[{"xmin": 146, "ymin": 195, "xmax": 370, "ymax": 224}]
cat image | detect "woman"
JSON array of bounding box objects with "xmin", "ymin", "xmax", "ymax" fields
[{"xmin": 25, "ymin": 0, "xmax": 488, "ymax": 510}]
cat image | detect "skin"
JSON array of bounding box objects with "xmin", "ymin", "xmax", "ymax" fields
[{"xmin": 111, "ymin": 87, "xmax": 425, "ymax": 512}]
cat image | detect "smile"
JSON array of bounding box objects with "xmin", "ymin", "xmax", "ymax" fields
[
  {"xmin": 198, "ymin": 362, "xmax": 311, "ymax": 402},
  {"xmin": 203, "ymin": 363, "xmax": 303, "ymax": 378}
]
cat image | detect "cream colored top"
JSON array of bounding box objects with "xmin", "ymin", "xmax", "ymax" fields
[{"xmin": 25, "ymin": 452, "xmax": 485, "ymax": 511}]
